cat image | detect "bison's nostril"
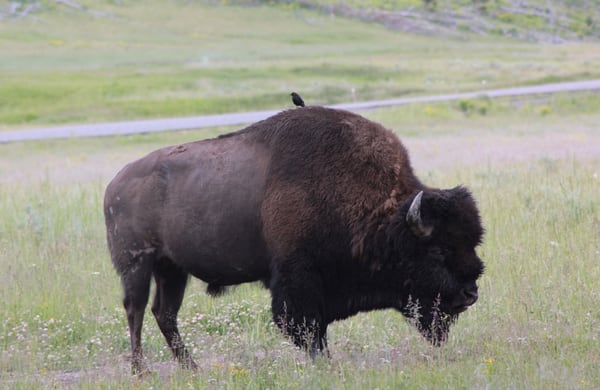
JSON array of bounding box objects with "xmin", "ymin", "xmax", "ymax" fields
[{"xmin": 462, "ymin": 285, "xmax": 478, "ymax": 304}]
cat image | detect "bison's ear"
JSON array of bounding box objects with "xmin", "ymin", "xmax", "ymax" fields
[{"xmin": 406, "ymin": 191, "xmax": 433, "ymax": 238}]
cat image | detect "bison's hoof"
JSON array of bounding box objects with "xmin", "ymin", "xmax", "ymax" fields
[{"xmin": 132, "ymin": 366, "xmax": 152, "ymax": 378}]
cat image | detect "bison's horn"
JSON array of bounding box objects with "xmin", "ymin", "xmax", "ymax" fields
[{"xmin": 406, "ymin": 191, "xmax": 433, "ymax": 237}]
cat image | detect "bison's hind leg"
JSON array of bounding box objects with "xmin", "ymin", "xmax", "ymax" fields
[
  {"xmin": 151, "ymin": 258, "xmax": 197, "ymax": 370},
  {"xmin": 118, "ymin": 254, "xmax": 154, "ymax": 375}
]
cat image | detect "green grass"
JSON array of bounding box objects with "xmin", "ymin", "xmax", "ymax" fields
[
  {"xmin": 1, "ymin": 158, "xmax": 598, "ymax": 388},
  {"xmin": 1, "ymin": 1, "xmax": 599, "ymax": 129}
]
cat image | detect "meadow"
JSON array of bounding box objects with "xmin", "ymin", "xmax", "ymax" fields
[
  {"xmin": 1, "ymin": 91, "xmax": 599, "ymax": 388},
  {"xmin": 1, "ymin": 1, "xmax": 600, "ymax": 389}
]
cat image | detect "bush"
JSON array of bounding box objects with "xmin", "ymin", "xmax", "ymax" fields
[{"xmin": 458, "ymin": 97, "xmax": 491, "ymax": 116}]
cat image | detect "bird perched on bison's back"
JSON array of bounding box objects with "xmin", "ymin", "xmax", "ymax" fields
[{"xmin": 291, "ymin": 92, "xmax": 305, "ymax": 107}]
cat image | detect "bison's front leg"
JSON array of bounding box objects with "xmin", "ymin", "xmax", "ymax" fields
[{"xmin": 270, "ymin": 259, "xmax": 329, "ymax": 358}]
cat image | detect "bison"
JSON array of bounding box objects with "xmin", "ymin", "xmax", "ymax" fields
[{"xmin": 104, "ymin": 106, "xmax": 484, "ymax": 374}]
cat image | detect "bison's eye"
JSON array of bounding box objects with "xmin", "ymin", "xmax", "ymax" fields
[{"xmin": 428, "ymin": 247, "xmax": 446, "ymax": 262}]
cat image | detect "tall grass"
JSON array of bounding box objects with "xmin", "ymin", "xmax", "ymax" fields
[{"xmin": 1, "ymin": 148, "xmax": 598, "ymax": 388}]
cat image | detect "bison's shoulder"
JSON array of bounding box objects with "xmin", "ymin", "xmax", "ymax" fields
[{"xmin": 251, "ymin": 107, "xmax": 424, "ymax": 260}]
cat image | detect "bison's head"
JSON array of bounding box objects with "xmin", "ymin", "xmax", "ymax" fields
[{"xmin": 387, "ymin": 187, "xmax": 484, "ymax": 345}]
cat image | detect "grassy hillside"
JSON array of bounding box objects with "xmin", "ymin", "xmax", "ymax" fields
[
  {"xmin": 285, "ymin": 0, "xmax": 600, "ymax": 42},
  {"xmin": 1, "ymin": 0, "xmax": 599, "ymax": 129},
  {"xmin": 1, "ymin": 3, "xmax": 599, "ymax": 387}
]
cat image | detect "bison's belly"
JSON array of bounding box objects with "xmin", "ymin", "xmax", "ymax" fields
[
  {"xmin": 159, "ymin": 192, "xmax": 271, "ymax": 286},
  {"xmin": 162, "ymin": 220, "xmax": 271, "ymax": 286}
]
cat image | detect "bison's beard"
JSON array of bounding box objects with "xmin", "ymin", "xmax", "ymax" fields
[
  {"xmin": 418, "ymin": 309, "xmax": 457, "ymax": 346},
  {"xmin": 402, "ymin": 295, "xmax": 458, "ymax": 346}
]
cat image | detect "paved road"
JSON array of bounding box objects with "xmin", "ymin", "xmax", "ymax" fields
[{"xmin": 2, "ymin": 79, "xmax": 599, "ymax": 143}]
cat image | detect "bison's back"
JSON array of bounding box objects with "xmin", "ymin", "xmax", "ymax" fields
[
  {"xmin": 105, "ymin": 106, "xmax": 420, "ymax": 283},
  {"xmin": 104, "ymin": 134, "xmax": 272, "ymax": 285}
]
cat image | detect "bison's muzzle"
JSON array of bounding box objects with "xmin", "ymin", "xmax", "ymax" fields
[{"xmin": 452, "ymin": 281, "xmax": 479, "ymax": 314}]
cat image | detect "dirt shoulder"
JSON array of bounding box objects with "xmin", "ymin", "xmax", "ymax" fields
[{"xmin": 406, "ymin": 130, "xmax": 600, "ymax": 175}]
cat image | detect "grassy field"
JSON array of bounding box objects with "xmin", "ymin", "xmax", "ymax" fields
[
  {"xmin": 1, "ymin": 1, "xmax": 600, "ymax": 388},
  {"xmin": 1, "ymin": 1, "xmax": 599, "ymax": 129},
  {"xmin": 1, "ymin": 92, "xmax": 599, "ymax": 387}
]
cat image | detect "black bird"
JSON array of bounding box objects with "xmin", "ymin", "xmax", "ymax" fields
[{"xmin": 290, "ymin": 92, "xmax": 305, "ymax": 107}]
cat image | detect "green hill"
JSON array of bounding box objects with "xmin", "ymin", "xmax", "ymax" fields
[
  {"xmin": 3, "ymin": 0, "xmax": 598, "ymax": 41},
  {"xmin": 0, "ymin": 0, "xmax": 598, "ymax": 128}
]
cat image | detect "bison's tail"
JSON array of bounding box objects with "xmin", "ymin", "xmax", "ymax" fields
[{"xmin": 206, "ymin": 283, "xmax": 228, "ymax": 297}]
